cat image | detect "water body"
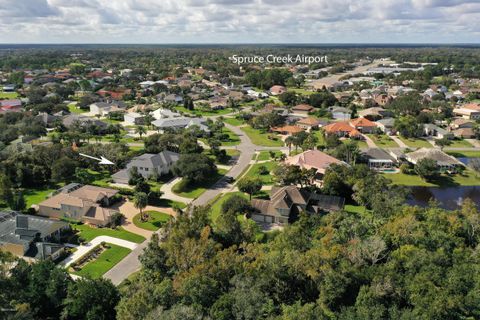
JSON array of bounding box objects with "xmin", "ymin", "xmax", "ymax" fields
[
  {"xmin": 458, "ymin": 157, "xmax": 480, "ymax": 166},
  {"xmin": 408, "ymin": 186, "xmax": 480, "ymax": 210}
]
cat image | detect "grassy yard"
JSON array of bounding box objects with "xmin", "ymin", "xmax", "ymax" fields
[
  {"xmin": 398, "ymin": 137, "xmax": 432, "ymax": 148},
  {"xmin": 133, "ymin": 210, "xmax": 171, "ymax": 231},
  {"xmin": 74, "ymin": 243, "xmax": 131, "ymax": 279},
  {"xmin": 172, "ymin": 168, "xmax": 228, "ymax": 198},
  {"xmin": 201, "ymin": 127, "xmax": 240, "ymax": 146},
  {"xmin": 367, "ymin": 134, "xmax": 399, "ymax": 148},
  {"xmin": 209, "ymin": 191, "xmax": 248, "ymax": 222},
  {"xmin": 175, "ymin": 106, "xmax": 234, "ymax": 116},
  {"xmin": 0, "ymin": 91, "xmax": 19, "ymax": 99},
  {"xmin": 241, "ymin": 125, "xmax": 284, "ymax": 147},
  {"xmin": 447, "ymin": 150, "xmax": 480, "ymax": 158},
  {"xmin": 223, "ymin": 117, "xmax": 245, "ymax": 126},
  {"xmin": 72, "ymin": 224, "xmax": 146, "ymax": 243},
  {"xmin": 23, "ymin": 187, "xmax": 58, "ymax": 208},
  {"xmin": 67, "ymin": 102, "xmax": 85, "ymax": 114},
  {"xmin": 241, "ymin": 161, "xmax": 278, "ymax": 185},
  {"xmin": 445, "ymin": 139, "xmax": 474, "ymax": 148},
  {"xmin": 342, "ymin": 138, "xmax": 368, "ymax": 149},
  {"xmin": 383, "ymin": 170, "xmax": 480, "ymax": 187},
  {"xmin": 257, "ymin": 150, "xmax": 283, "ymax": 161},
  {"xmin": 289, "ymin": 88, "xmax": 316, "ymax": 95}
]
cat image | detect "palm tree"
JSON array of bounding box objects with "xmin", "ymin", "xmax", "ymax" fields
[
  {"xmin": 135, "ymin": 125, "xmax": 147, "ymax": 138},
  {"xmin": 133, "ymin": 192, "xmax": 148, "ymax": 221},
  {"xmin": 285, "ymin": 136, "xmax": 294, "ymax": 153}
]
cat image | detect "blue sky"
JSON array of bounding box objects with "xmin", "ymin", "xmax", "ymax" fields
[{"xmin": 0, "ymin": 0, "xmax": 479, "ymax": 43}]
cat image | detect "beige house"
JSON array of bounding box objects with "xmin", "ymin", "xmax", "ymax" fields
[
  {"xmin": 38, "ymin": 184, "xmax": 120, "ymax": 226},
  {"xmin": 285, "ymin": 150, "xmax": 345, "ymax": 178}
]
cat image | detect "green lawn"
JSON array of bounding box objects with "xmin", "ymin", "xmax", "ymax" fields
[
  {"xmin": 23, "ymin": 187, "xmax": 58, "ymax": 208},
  {"xmin": 209, "ymin": 192, "xmax": 248, "ymax": 222},
  {"xmin": 133, "ymin": 211, "xmax": 171, "ymax": 231},
  {"xmin": 173, "ymin": 169, "xmax": 228, "ymax": 199},
  {"xmin": 241, "ymin": 161, "xmax": 278, "ymax": 185},
  {"xmin": 445, "ymin": 139, "xmax": 474, "ymax": 148},
  {"xmin": 257, "ymin": 150, "xmax": 283, "ymax": 161},
  {"xmin": 0, "ymin": 91, "xmax": 19, "ymax": 99},
  {"xmin": 367, "ymin": 134, "xmax": 399, "ymax": 148},
  {"xmin": 201, "ymin": 127, "xmax": 240, "ymax": 146},
  {"xmin": 342, "ymin": 138, "xmax": 368, "ymax": 149},
  {"xmin": 74, "ymin": 243, "xmax": 131, "ymax": 279},
  {"xmin": 226, "ymin": 149, "xmax": 241, "ymax": 158},
  {"xmin": 241, "ymin": 126, "xmax": 284, "ymax": 147},
  {"xmin": 289, "ymin": 88, "xmax": 316, "ymax": 95},
  {"xmin": 67, "ymin": 102, "xmax": 85, "ymax": 114},
  {"xmin": 175, "ymin": 106, "xmax": 234, "ymax": 116},
  {"xmin": 72, "ymin": 224, "xmax": 146, "ymax": 243},
  {"xmin": 398, "ymin": 137, "xmax": 432, "ymax": 148},
  {"xmin": 345, "ymin": 204, "xmax": 369, "ymax": 214},
  {"xmin": 447, "ymin": 150, "xmax": 480, "ymax": 158},
  {"xmin": 223, "ymin": 117, "xmax": 245, "ymax": 126},
  {"xmin": 383, "ymin": 169, "xmax": 480, "ymax": 187}
]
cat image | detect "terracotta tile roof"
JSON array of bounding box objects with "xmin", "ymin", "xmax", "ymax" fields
[
  {"xmin": 292, "ymin": 104, "xmax": 314, "ymax": 112},
  {"xmin": 464, "ymin": 103, "xmax": 480, "ymax": 111},
  {"xmin": 285, "ymin": 150, "xmax": 343, "ymax": 174},
  {"xmin": 297, "ymin": 117, "xmax": 321, "ymax": 126},
  {"xmin": 271, "ymin": 125, "xmax": 304, "ymax": 134},
  {"xmin": 349, "ymin": 117, "xmax": 377, "ymax": 128}
]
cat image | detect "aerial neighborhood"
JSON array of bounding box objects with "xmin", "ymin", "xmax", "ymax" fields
[{"xmin": 1, "ymin": 46, "xmax": 480, "ymax": 319}]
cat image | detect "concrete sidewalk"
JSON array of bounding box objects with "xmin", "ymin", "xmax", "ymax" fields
[{"xmin": 61, "ymin": 236, "xmax": 139, "ymax": 267}]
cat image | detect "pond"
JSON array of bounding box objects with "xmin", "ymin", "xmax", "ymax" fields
[
  {"xmin": 457, "ymin": 157, "xmax": 480, "ymax": 165},
  {"xmin": 408, "ymin": 186, "xmax": 480, "ymax": 210}
]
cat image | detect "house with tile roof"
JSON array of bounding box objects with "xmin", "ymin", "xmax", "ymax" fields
[
  {"xmin": 349, "ymin": 117, "xmax": 378, "ymax": 133},
  {"xmin": 250, "ymin": 186, "xmax": 345, "ymax": 225},
  {"xmin": 37, "ymin": 184, "xmax": 120, "ymax": 226},
  {"xmin": 271, "ymin": 125, "xmax": 304, "ymax": 135},
  {"xmin": 296, "ymin": 117, "xmax": 324, "ymax": 130},
  {"xmin": 323, "ymin": 121, "xmax": 362, "ymax": 138},
  {"xmin": 291, "ymin": 104, "xmax": 314, "ymax": 116},
  {"xmin": 285, "ymin": 150, "xmax": 345, "ymax": 177}
]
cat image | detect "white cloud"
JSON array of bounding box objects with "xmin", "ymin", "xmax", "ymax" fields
[{"xmin": 0, "ymin": 0, "xmax": 477, "ymax": 43}]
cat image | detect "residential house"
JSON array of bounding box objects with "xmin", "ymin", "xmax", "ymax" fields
[
  {"xmin": 269, "ymin": 85, "xmax": 287, "ymax": 96},
  {"xmin": 452, "ymin": 128, "xmax": 476, "ymax": 139},
  {"xmin": 250, "ymin": 186, "xmax": 345, "ymax": 225},
  {"xmin": 349, "ymin": 117, "xmax": 377, "ymax": 133},
  {"xmin": 97, "ymin": 88, "xmax": 130, "ymax": 100},
  {"xmin": 151, "ymin": 108, "xmax": 181, "ymax": 120},
  {"xmin": 291, "ymin": 104, "xmax": 314, "ymax": 116},
  {"xmin": 271, "ymin": 125, "xmax": 304, "ymax": 136},
  {"xmin": 362, "ymin": 148, "xmax": 396, "ymax": 171},
  {"xmin": 296, "ymin": 117, "xmax": 324, "ymax": 130},
  {"xmin": 329, "ymin": 106, "xmax": 351, "ymax": 121},
  {"xmin": 0, "ymin": 211, "xmax": 68, "ymax": 260},
  {"xmin": 373, "ymin": 93, "xmax": 392, "ymax": 106},
  {"xmin": 152, "ymin": 117, "xmax": 210, "ymax": 133},
  {"xmin": 158, "ymin": 93, "xmax": 183, "ymax": 104},
  {"xmin": 323, "ymin": 122, "xmax": 362, "ymax": 138},
  {"xmin": 2, "ymin": 84, "xmax": 15, "ymax": 92},
  {"xmin": 37, "ymin": 112, "xmax": 59, "ymax": 127},
  {"xmin": 62, "ymin": 114, "xmax": 107, "ymax": 129},
  {"xmin": 89, "ymin": 101, "xmax": 127, "ymax": 116},
  {"xmin": 0, "ymin": 99, "xmax": 22, "ymax": 113},
  {"xmin": 423, "ymin": 123, "xmax": 453, "ymax": 139},
  {"xmin": 124, "ymin": 112, "xmax": 145, "ymax": 125},
  {"xmin": 453, "ymin": 103, "xmax": 480, "ymax": 120},
  {"xmin": 358, "ymin": 107, "xmax": 390, "ymax": 120},
  {"xmin": 405, "ymin": 148, "xmax": 463, "ymax": 171},
  {"xmin": 376, "ymin": 118, "xmax": 395, "ymax": 135},
  {"xmin": 449, "ymin": 118, "xmax": 475, "ymax": 130},
  {"xmin": 112, "ymin": 151, "xmax": 180, "ymax": 184},
  {"xmin": 285, "ymin": 150, "xmax": 345, "ymax": 178},
  {"xmin": 38, "ymin": 184, "xmax": 120, "ymax": 226}
]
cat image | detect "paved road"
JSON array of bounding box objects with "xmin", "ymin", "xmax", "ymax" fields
[
  {"xmin": 103, "ymin": 237, "xmax": 150, "ymax": 285},
  {"xmin": 191, "ymin": 123, "xmax": 257, "ymax": 206}
]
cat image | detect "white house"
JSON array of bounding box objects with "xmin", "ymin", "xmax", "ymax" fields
[{"xmin": 124, "ymin": 112, "xmax": 145, "ymax": 125}]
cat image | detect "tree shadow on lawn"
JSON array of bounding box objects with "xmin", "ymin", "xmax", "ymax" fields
[{"xmin": 426, "ymin": 174, "xmax": 458, "ymax": 187}]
